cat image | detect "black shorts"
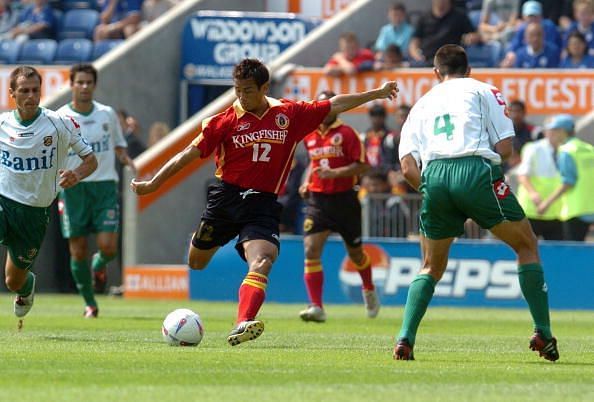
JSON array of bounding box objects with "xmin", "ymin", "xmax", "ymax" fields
[
  {"xmin": 191, "ymin": 181, "xmax": 282, "ymax": 261},
  {"xmin": 303, "ymin": 190, "xmax": 362, "ymax": 247}
]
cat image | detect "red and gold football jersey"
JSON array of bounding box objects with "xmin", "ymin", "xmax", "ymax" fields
[
  {"xmin": 303, "ymin": 119, "xmax": 366, "ymax": 194},
  {"xmin": 192, "ymin": 97, "xmax": 330, "ymax": 194}
]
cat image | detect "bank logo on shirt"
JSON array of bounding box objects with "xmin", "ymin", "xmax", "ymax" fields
[
  {"xmin": 275, "ymin": 113, "xmax": 290, "ymax": 129},
  {"xmin": 43, "ymin": 136, "xmax": 53, "ymax": 146}
]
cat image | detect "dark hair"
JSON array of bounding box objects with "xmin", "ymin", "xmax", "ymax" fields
[
  {"xmin": 369, "ymin": 104, "xmax": 386, "ymax": 117},
  {"xmin": 232, "ymin": 59, "xmax": 270, "ymax": 88},
  {"xmin": 70, "ymin": 63, "xmax": 97, "ymax": 84},
  {"xmin": 566, "ymin": 31, "xmax": 588, "ymax": 55},
  {"xmin": 10, "ymin": 66, "xmax": 42, "ymax": 91},
  {"xmin": 509, "ymin": 99, "xmax": 526, "ymax": 111},
  {"xmin": 385, "ymin": 44, "xmax": 403, "ymax": 58},
  {"xmin": 117, "ymin": 108, "xmax": 128, "ymax": 119},
  {"xmin": 390, "ymin": 3, "xmax": 406, "ymax": 12},
  {"xmin": 317, "ymin": 90, "xmax": 336, "ymax": 100},
  {"xmin": 434, "ymin": 44, "xmax": 468, "ymax": 76}
]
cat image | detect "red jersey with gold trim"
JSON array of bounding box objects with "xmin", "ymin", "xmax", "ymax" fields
[
  {"xmin": 191, "ymin": 97, "xmax": 330, "ymax": 194},
  {"xmin": 304, "ymin": 119, "xmax": 367, "ymax": 194}
]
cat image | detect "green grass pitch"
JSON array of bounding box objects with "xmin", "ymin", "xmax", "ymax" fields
[{"xmin": 0, "ymin": 295, "xmax": 593, "ymax": 402}]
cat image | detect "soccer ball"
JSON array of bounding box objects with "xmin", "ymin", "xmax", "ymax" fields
[{"xmin": 162, "ymin": 308, "xmax": 204, "ymax": 346}]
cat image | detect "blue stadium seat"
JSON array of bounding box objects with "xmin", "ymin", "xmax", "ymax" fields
[
  {"xmin": 0, "ymin": 40, "xmax": 23, "ymax": 64},
  {"xmin": 465, "ymin": 43, "xmax": 503, "ymax": 68},
  {"xmin": 92, "ymin": 39, "xmax": 124, "ymax": 60},
  {"xmin": 59, "ymin": 9, "xmax": 100, "ymax": 40},
  {"xmin": 54, "ymin": 39, "xmax": 93, "ymax": 64},
  {"xmin": 18, "ymin": 39, "xmax": 58, "ymax": 65}
]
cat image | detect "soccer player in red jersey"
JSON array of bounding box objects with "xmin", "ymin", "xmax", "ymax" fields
[
  {"xmin": 298, "ymin": 91, "xmax": 375, "ymax": 323},
  {"xmin": 131, "ymin": 59, "xmax": 398, "ymax": 346}
]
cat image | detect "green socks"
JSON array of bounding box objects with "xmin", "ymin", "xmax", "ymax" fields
[
  {"xmin": 70, "ymin": 259, "xmax": 97, "ymax": 307},
  {"xmin": 398, "ymin": 274, "xmax": 437, "ymax": 346},
  {"xmin": 17, "ymin": 271, "xmax": 35, "ymax": 296},
  {"xmin": 518, "ymin": 263, "xmax": 552, "ymax": 339},
  {"xmin": 92, "ymin": 251, "xmax": 116, "ymax": 273}
]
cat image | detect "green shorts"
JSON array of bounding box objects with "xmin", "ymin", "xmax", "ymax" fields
[
  {"xmin": 59, "ymin": 180, "xmax": 120, "ymax": 238},
  {"xmin": 0, "ymin": 195, "xmax": 50, "ymax": 270},
  {"xmin": 419, "ymin": 156, "xmax": 525, "ymax": 239}
]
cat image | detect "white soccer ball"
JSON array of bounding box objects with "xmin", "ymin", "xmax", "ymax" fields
[{"xmin": 162, "ymin": 308, "xmax": 204, "ymax": 346}]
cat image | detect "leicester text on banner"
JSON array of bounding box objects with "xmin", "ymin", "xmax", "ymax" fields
[
  {"xmin": 282, "ymin": 69, "xmax": 594, "ymax": 115},
  {"xmin": 0, "ymin": 67, "xmax": 69, "ymax": 111}
]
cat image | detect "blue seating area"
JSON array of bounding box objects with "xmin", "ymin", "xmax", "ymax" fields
[{"xmin": 0, "ymin": 39, "xmax": 124, "ymax": 65}]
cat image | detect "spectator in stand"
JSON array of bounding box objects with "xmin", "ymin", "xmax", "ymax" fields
[
  {"xmin": 142, "ymin": 0, "xmax": 175, "ymax": 24},
  {"xmin": 374, "ymin": 44, "xmax": 407, "ymax": 70},
  {"xmin": 117, "ymin": 109, "xmax": 146, "ymax": 158},
  {"xmin": 363, "ymin": 104, "xmax": 398, "ymax": 174},
  {"xmin": 507, "ymin": 100, "xmax": 538, "ymax": 168},
  {"xmin": 374, "ymin": 3, "xmax": 413, "ymax": 60},
  {"xmin": 408, "ymin": 0, "xmax": 479, "ymax": 67},
  {"xmin": 0, "ymin": 0, "xmax": 18, "ymax": 39},
  {"xmin": 562, "ymin": 0, "xmax": 594, "ymax": 55},
  {"xmin": 519, "ymin": 0, "xmax": 574, "ymax": 29},
  {"xmin": 8, "ymin": 0, "xmax": 54, "ymax": 42},
  {"xmin": 501, "ymin": 1, "xmax": 562, "ymax": 67},
  {"xmin": 561, "ymin": 31, "xmax": 594, "ymax": 68},
  {"xmin": 324, "ymin": 32, "xmax": 375, "ymax": 76},
  {"xmin": 478, "ymin": 0, "xmax": 520, "ymax": 45},
  {"xmin": 513, "ymin": 22, "xmax": 560, "ymax": 68},
  {"xmin": 94, "ymin": 0, "xmax": 142, "ymax": 41},
  {"xmin": 147, "ymin": 121, "xmax": 170, "ymax": 147}
]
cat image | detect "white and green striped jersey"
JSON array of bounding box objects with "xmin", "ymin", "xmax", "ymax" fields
[
  {"xmin": 58, "ymin": 101, "xmax": 126, "ymax": 182},
  {"xmin": 399, "ymin": 77, "xmax": 515, "ymax": 168},
  {"xmin": 0, "ymin": 107, "xmax": 93, "ymax": 207}
]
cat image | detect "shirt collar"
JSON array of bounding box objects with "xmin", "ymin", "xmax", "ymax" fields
[
  {"xmin": 232, "ymin": 96, "xmax": 283, "ymax": 119},
  {"xmin": 318, "ymin": 118, "xmax": 343, "ymax": 135}
]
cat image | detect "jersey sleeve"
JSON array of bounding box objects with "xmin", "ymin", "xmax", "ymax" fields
[
  {"xmin": 291, "ymin": 100, "xmax": 331, "ymax": 141},
  {"xmin": 109, "ymin": 108, "xmax": 127, "ymax": 148},
  {"xmin": 60, "ymin": 115, "xmax": 93, "ymax": 157},
  {"xmin": 484, "ymin": 86, "xmax": 515, "ymax": 146},
  {"xmin": 343, "ymin": 126, "xmax": 366, "ymax": 164},
  {"xmin": 191, "ymin": 112, "xmax": 228, "ymax": 158},
  {"xmin": 398, "ymin": 113, "xmax": 421, "ymax": 166}
]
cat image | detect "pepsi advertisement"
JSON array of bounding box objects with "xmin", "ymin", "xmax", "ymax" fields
[
  {"xmin": 189, "ymin": 237, "xmax": 594, "ymax": 310},
  {"xmin": 181, "ymin": 11, "xmax": 320, "ymax": 83}
]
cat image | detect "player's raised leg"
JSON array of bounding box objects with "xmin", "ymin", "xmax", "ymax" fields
[
  {"xmin": 346, "ymin": 244, "xmax": 379, "ymax": 318},
  {"xmin": 5, "ymin": 255, "xmax": 36, "ymax": 318},
  {"xmin": 300, "ymin": 230, "xmax": 330, "ymax": 322},
  {"xmin": 490, "ymin": 219, "xmax": 559, "ymax": 361},
  {"xmin": 394, "ymin": 235, "xmax": 454, "ymax": 360},
  {"xmin": 227, "ymin": 239, "xmax": 277, "ymax": 346}
]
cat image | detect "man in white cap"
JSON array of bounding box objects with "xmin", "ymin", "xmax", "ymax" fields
[{"xmin": 537, "ymin": 114, "xmax": 594, "ymax": 241}]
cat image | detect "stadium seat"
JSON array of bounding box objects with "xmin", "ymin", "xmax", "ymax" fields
[
  {"xmin": 18, "ymin": 39, "xmax": 58, "ymax": 65},
  {"xmin": 92, "ymin": 39, "xmax": 124, "ymax": 60},
  {"xmin": 0, "ymin": 40, "xmax": 23, "ymax": 64},
  {"xmin": 54, "ymin": 39, "xmax": 93, "ymax": 64},
  {"xmin": 465, "ymin": 42, "xmax": 502, "ymax": 68},
  {"xmin": 59, "ymin": 9, "xmax": 100, "ymax": 40}
]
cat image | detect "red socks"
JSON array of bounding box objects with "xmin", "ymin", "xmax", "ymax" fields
[
  {"xmin": 236, "ymin": 272, "xmax": 268, "ymax": 323},
  {"xmin": 354, "ymin": 252, "xmax": 374, "ymax": 291},
  {"xmin": 304, "ymin": 258, "xmax": 324, "ymax": 307}
]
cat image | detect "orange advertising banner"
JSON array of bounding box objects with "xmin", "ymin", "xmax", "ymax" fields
[
  {"xmin": 282, "ymin": 68, "xmax": 594, "ymax": 115},
  {"xmin": 124, "ymin": 265, "xmax": 189, "ymax": 300},
  {"xmin": 0, "ymin": 66, "xmax": 69, "ymax": 111}
]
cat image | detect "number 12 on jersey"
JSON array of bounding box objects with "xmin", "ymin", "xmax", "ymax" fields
[
  {"xmin": 434, "ymin": 114, "xmax": 455, "ymax": 140},
  {"xmin": 252, "ymin": 143, "xmax": 271, "ymax": 162}
]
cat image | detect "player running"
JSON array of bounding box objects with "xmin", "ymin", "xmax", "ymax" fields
[
  {"xmin": 58, "ymin": 64, "xmax": 136, "ymax": 318},
  {"xmin": 394, "ymin": 45, "xmax": 559, "ymax": 362},
  {"xmin": 1, "ymin": 66, "xmax": 97, "ymax": 322},
  {"xmin": 298, "ymin": 90, "xmax": 375, "ymax": 323},
  {"xmin": 131, "ymin": 59, "xmax": 398, "ymax": 346}
]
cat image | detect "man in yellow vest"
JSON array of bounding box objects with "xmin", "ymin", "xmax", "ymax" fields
[
  {"xmin": 517, "ymin": 128, "xmax": 563, "ymax": 240},
  {"xmin": 537, "ymin": 114, "xmax": 594, "ymax": 241}
]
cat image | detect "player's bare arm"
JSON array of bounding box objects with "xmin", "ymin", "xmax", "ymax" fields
[
  {"xmin": 59, "ymin": 153, "xmax": 98, "ymax": 189},
  {"xmin": 299, "ymin": 166, "xmax": 312, "ymax": 199},
  {"xmin": 131, "ymin": 145, "xmax": 201, "ymax": 195},
  {"xmin": 115, "ymin": 146, "xmax": 137, "ymax": 175},
  {"xmin": 329, "ymin": 81, "xmax": 398, "ymax": 114},
  {"xmin": 494, "ymin": 137, "xmax": 513, "ymax": 161},
  {"xmin": 315, "ymin": 161, "xmax": 369, "ymax": 179},
  {"xmin": 400, "ymin": 154, "xmax": 421, "ymax": 191}
]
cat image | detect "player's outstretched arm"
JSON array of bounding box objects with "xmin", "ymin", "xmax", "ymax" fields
[
  {"xmin": 329, "ymin": 81, "xmax": 398, "ymax": 114},
  {"xmin": 131, "ymin": 145, "xmax": 201, "ymax": 196},
  {"xmin": 59, "ymin": 153, "xmax": 98, "ymax": 189}
]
